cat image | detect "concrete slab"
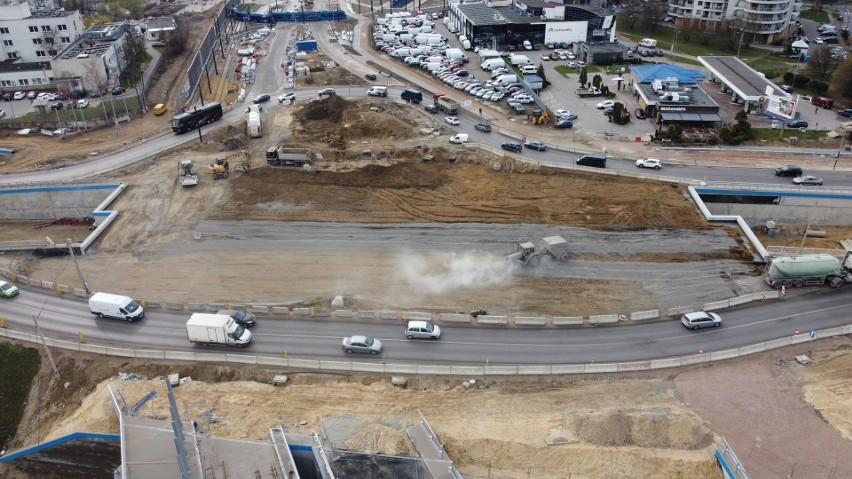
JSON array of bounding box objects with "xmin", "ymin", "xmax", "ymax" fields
[
  {"xmin": 514, "ymin": 316, "xmax": 546, "ymax": 326},
  {"xmin": 476, "ymin": 315, "xmax": 508, "ymax": 325},
  {"xmin": 703, "ymin": 300, "xmax": 730, "ymax": 311},
  {"xmin": 271, "ymin": 307, "xmax": 290, "ymax": 315},
  {"xmin": 650, "ymin": 358, "xmax": 682, "ymax": 369},
  {"xmin": 584, "ymin": 363, "xmax": 618, "ymax": 373},
  {"xmin": 314, "ymin": 308, "xmax": 331, "ymax": 317},
  {"xmin": 379, "ymin": 311, "xmax": 398, "ymax": 320},
  {"xmin": 188, "ymin": 303, "xmax": 206, "ymax": 311},
  {"xmin": 334, "ymin": 310, "xmax": 353, "ymax": 318},
  {"xmin": 251, "ymin": 305, "xmax": 269, "ymax": 314},
  {"xmin": 440, "ymin": 313, "xmax": 470, "ymax": 323},
  {"xmin": 402, "ymin": 311, "xmax": 433, "ymax": 321},
  {"xmin": 106, "ymin": 347, "xmax": 135, "ymax": 358},
  {"xmin": 728, "ymin": 295, "xmax": 753, "ymax": 307},
  {"xmin": 358, "ymin": 311, "xmax": 376, "ymax": 319},
  {"xmin": 552, "ymin": 316, "xmax": 583, "ymax": 326},
  {"xmin": 292, "ymin": 307, "xmax": 312, "ymax": 316},
  {"xmin": 630, "ymin": 310, "xmax": 659, "ymax": 321}
]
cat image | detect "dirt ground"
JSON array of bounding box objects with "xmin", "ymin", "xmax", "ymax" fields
[{"xmin": 3, "ymin": 340, "xmax": 850, "ymax": 479}]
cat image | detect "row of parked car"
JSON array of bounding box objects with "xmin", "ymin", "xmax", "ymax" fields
[{"xmin": 0, "ymin": 86, "xmax": 125, "ymax": 103}]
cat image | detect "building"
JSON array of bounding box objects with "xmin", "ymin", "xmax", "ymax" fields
[
  {"xmin": 667, "ymin": 0, "xmax": 801, "ymax": 44},
  {"xmin": 51, "ymin": 22, "xmax": 131, "ymax": 92},
  {"xmin": 0, "ymin": 1, "xmax": 84, "ymax": 89},
  {"xmin": 142, "ymin": 16, "xmax": 176, "ymax": 42},
  {"xmin": 447, "ymin": 0, "xmax": 616, "ymax": 51},
  {"xmin": 630, "ymin": 64, "xmax": 722, "ymax": 127}
]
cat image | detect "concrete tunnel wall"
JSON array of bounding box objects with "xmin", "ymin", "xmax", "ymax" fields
[
  {"xmin": 0, "ymin": 184, "xmax": 116, "ymax": 220},
  {"xmin": 704, "ymin": 201, "xmax": 852, "ymax": 225}
]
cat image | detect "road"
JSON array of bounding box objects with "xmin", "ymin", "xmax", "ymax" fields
[{"xmin": 1, "ymin": 287, "xmax": 849, "ymax": 364}]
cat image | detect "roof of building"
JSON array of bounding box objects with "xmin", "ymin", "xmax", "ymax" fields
[
  {"xmin": 55, "ymin": 22, "xmax": 128, "ymax": 60},
  {"xmin": 698, "ymin": 55, "xmax": 787, "ymax": 99},
  {"xmin": 143, "ymin": 16, "xmax": 176, "ymax": 32},
  {"xmin": 496, "ymin": 6, "xmax": 537, "ymax": 24},
  {"xmin": 630, "ymin": 64, "xmax": 705, "ymax": 84},
  {"xmin": 457, "ymin": 2, "xmax": 510, "ymax": 26},
  {"xmin": 27, "ymin": 7, "xmax": 75, "ymax": 19},
  {"xmin": 516, "ymin": 0, "xmax": 548, "ymax": 8}
]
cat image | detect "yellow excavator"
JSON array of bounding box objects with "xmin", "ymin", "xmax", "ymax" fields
[
  {"xmin": 534, "ymin": 111, "xmax": 549, "ymax": 125},
  {"xmin": 209, "ymin": 157, "xmax": 229, "ymax": 179}
]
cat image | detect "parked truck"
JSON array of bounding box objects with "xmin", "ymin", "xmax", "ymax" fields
[
  {"xmin": 266, "ymin": 146, "xmax": 312, "ymax": 167},
  {"xmin": 575, "ymin": 87, "xmax": 602, "ymax": 98},
  {"xmin": 178, "ymin": 159, "xmax": 198, "ymax": 186},
  {"xmin": 507, "ymin": 235, "xmax": 569, "ymax": 267},
  {"xmin": 186, "ymin": 312, "xmax": 252, "ymax": 347},
  {"xmin": 247, "ymin": 106, "xmax": 262, "ymax": 138},
  {"xmin": 764, "ymin": 253, "xmax": 852, "ymax": 289},
  {"xmin": 436, "ymin": 97, "xmax": 460, "ymax": 115}
]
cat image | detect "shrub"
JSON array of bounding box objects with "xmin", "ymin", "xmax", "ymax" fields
[
  {"xmin": 783, "ymin": 72, "xmax": 795, "ymax": 83},
  {"xmin": 810, "ymin": 80, "xmax": 829, "ymax": 95},
  {"xmin": 793, "ymin": 75, "xmax": 811, "ymax": 88}
]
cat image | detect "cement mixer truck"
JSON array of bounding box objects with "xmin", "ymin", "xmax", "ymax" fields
[{"xmin": 763, "ymin": 253, "xmax": 852, "ymax": 289}]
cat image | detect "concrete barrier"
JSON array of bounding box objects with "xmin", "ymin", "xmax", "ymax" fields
[
  {"xmin": 402, "ymin": 311, "xmax": 433, "ymax": 321},
  {"xmin": 287, "ymin": 358, "xmax": 321, "ymax": 369},
  {"xmin": 106, "ymin": 347, "xmax": 135, "ymax": 358},
  {"xmin": 649, "ymin": 358, "xmax": 682, "ymax": 369},
  {"xmin": 483, "ymin": 365, "xmax": 519, "ymax": 375},
  {"xmin": 334, "ymin": 310, "xmax": 353, "ymax": 318},
  {"xmin": 629, "ymin": 310, "xmax": 659, "ymax": 321},
  {"xmin": 257, "ymin": 356, "xmax": 289, "ymax": 367},
  {"xmin": 144, "ymin": 301, "xmax": 161, "ymax": 309},
  {"xmin": 349, "ymin": 362, "xmax": 385, "ymax": 373},
  {"xmin": 135, "ymin": 350, "xmax": 166, "ymax": 360},
  {"xmin": 514, "ymin": 316, "xmax": 546, "ymax": 326},
  {"xmin": 230, "ymin": 304, "xmax": 247, "ymax": 311},
  {"xmin": 57, "ymin": 284, "xmax": 71, "ymax": 293},
  {"xmin": 518, "ymin": 365, "xmax": 554, "ymax": 375},
  {"xmin": 315, "ymin": 309, "xmax": 331, "ymax": 318},
  {"xmin": 165, "ymin": 303, "xmax": 184, "ymax": 311},
  {"xmin": 79, "ymin": 343, "xmax": 107, "ymax": 354},
  {"xmin": 165, "ymin": 351, "xmax": 198, "ymax": 361},
  {"xmin": 188, "ymin": 303, "xmax": 206, "ymax": 311},
  {"xmin": 585, "ymin": 363, "xmax": 618, "ymax": 373},
  {"xmin": 766, "ymin": 337, "xmax": 795, "ymax": 349},
  {"xmin": 73, "ymin": 288, "xmax": 88, "ymax": 297},
  {"xmin": 703, "ymin": 300, "xmax": 730, "ymax": 311},
  {"xmin": 385, "ymin": 363, "xmax": 418, "ymax": 374},
  {"xmin": 681, "ymin": 353, "xmax": 711, "ymax": 366},
  {"xmin": 41, "ymin": 281, "xmax": 54, "ymax": 289},
  {"xmin": 251, "ymin": 305, "xmax": 269, "ymax": 314},
  {"xmin": 737, "ymin": 343, "xmax": 765, "ymax": 356},
  {"xmin": 450, "ymin": 365, "xmax": 484, "ymax": 376},
  {"xmin": 379, "ymin": 311, "xmax": 398, "ymax": 320},
  {"xmin": 53, "ymin": 339, "xmax": 80, "ymax": 352},
  {"xmin": 618, "ymin": 361, "xmax": 652, "ymax": 371},
  {"xmin": 727, "ymin": 295, "xmax": 753, "ymax": 307},
  {"xmin": 227, "ymin": 354, "xmax": 258, "ymax": 365},
  {"xmin": 665, "ymin": 305, "xmax": 695, "ymax": 317},
  {"xmin": 18, "ymin": 275, "xmax": 28, "ymax": 283},
  {"xmin": 588, "ymin": 314, "xmax": 619, "ymax": 324},
  {"xmin": 440, "ymin": 313, "xmax": 471, "ymax": 323},
  {"xmin": 271, "ymin": 307, "xmax": 290, "ymax": 315},
  {"xmin": 710, "ymin": 349, "xmax": 739, "ymax": 361},
  {"xmin": 292, "ymin": 307, "xmax": 312, "ymax": 317},
  {"xmin": 476, "ymin": 315, "xmax": 508, "ymax": 325},
  {"xmin": 0, "ymin": 268, "xmax": 9, "ymax": 278},
  {"xmin": 752, "ymin": 290, "xmax": 780, "ymax": 301},
  {"xmin": 207, "ymin": 303, "xmax": 227, "ymax": 311},
  {"xmin": 27, "ymin": 278, "xmax": 40, "ymax": 287},
  {"xmin": 552, "ymin": 317, "xmax": 583, "ymax": 326},
  {"xmin": 358, "ymin": 311, "xmax": 376, "ymax": 319},
  {"xmin": 415, "ymin": 364, "xmax": 452, "ymax": 375}
]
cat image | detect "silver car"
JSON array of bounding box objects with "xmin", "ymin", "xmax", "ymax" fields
[
  {"xmin": 342, "ymin": 335, "xmax": 383, "ymax": 354},
  {"xmin": 406, "ymin": 321, "xmax": 442, "ymax": 340},
  {"xmin": 680, "ymin": 312, "xmax": 722, "ymax": 330}
]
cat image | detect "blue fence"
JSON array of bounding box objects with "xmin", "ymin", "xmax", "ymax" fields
[
  {"xmin": 230, "ymin": 9, "xmax": 347, "ymax": 23},
  {"xmin": 391, "ymin": 0, "xmax": 412, "ymax": 8}
]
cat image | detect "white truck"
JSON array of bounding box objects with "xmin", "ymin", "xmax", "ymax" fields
[
  {"xmin": 89, "ymin": 292, "xmax": 145, "ymax": 322},
  {"xmin": 186, "ymin": 313, "xmax": 252, "ymax": 347},
  {"xmin": 247, "ymin": 106, "xmax": 262, "ymax": 138}
]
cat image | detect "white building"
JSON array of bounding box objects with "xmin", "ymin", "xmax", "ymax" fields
[
  {"xmin": 667, "ymin": 0, "xmax": 801, "ymax": 43},
  {"xmin": 51, "ymin": 22, "xmax": 130, "ymax": 92},
  {"xmin": 0, "ymin": 1, "xmax": 84, "ymax": 89}
]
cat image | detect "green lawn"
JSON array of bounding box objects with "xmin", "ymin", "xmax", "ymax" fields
[
  {"xmin": 0, "ymin": 343, "xmax": 40, "ymax": 448},
  {"xmin": 234, "ymin": 2, "xmax": 257, "ymax": 11},
  {"xmin": 21, "ymin": 96, "xmax": 141, "ymax": 123},
  {"xmin": 752, "ymin": 128, "xmax": 827, "ymax": 141},
  {"xmin": 798, "ymin": 9, "xmax": 830, "ymax": 23}
]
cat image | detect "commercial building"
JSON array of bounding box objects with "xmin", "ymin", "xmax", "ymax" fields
[
  {"xmin": 0, "ymin": 1, "xmax": 84, "ymax": 88},
  {"xmin": 667, "ymin": 0, "xmax": 801, "ymax": 44},
  {"xmin": 51, "ymin": 22, "xmax": 131, "ymax": 92},
  {"xmin": 630, "ymin": 64, "xmax": 722, "ymax": 127}
]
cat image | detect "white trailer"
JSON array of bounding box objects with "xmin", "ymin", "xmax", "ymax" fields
[
  {"xmin": 247, "ymin": 106, "xmax": 262, "ymax": 138},
  {"xmin": 186, "ymin": 313, "xmax": 252, "ymax": 347}
]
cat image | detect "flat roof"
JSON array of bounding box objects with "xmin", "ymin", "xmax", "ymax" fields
[
  {"xmin": 26, "ymin": 8, "xmax": 75, "ymax": 19},
  {"xmin": 496, "ymin": 6, "xmax": 537, "ymax": 24},
  {"xmin": 457, "ymin": 2, "xmax": 509, "ymax": 26},
  {"xmin": 56, "ymin": 23, "xmax": 127, "ymax": 60},
  {"xmin": 698, "ymin": 56, "xmax": 788, "ymax": 99},
  {"xmin": 635, "ymin": 80, "xmax": 719, "ymax": 110}
]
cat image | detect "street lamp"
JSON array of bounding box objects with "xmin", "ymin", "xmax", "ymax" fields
[
  {"xmin": 736, "ymin": 29, "xmax": 745, "ymax": 58},
  {"xmin": 671, "ymin": 29, "xmax": 678, "ymax": 54}
]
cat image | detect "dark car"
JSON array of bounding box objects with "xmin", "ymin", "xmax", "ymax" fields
[
  {"xmin": 318, "ymin": 87, "xmax": 336, "ymax": 97},
  {"xmin": 253, "ymin": 93, "xmax": 271, "ymax": 104},
  {"xmin": 774, "ymin": 165, "xmax": 803, "ymax": 177},
  {"xmin": 424, "ymin": 103, "xmax": 438, "ymax": 113},
  {"xmin": 555, "ymin": 119, "xmax": 573, "ymax": 129},
  {"xmin": 217, "ymin": 309, "xmax": 257, "ymax": 328},
  {"xmin": 475, "ymin": 122, "xmax": 492, "ymax": 132},
  {"xmin": 1, "ymin": 92, "xmax": 12, "ymax": 101},
  {"xmin": 111, "ymin": 86, "xmax": 126, "ymax": 95},
  {"xmin": 89, "ymin": 89, "xmax": 103, "ymax": 98},
  {"xmin": 69, "ymin": 90, "xmax": 88, "ymax": 99},
  {"xmin": 787, "ymin": 120, "xmax": 808, "ymax": 128},
  {"xmin": 780, "ymin": 85, "xmax": 795, "ymax": 93},
  {"xmin": 501, "ymin": 141, "xmax": 523, "ymax": 153},
  {"xmin": 839, "ymin": 109, "xmax": 852, "ymax": 118},
  {"xmin": 50, "ymin": 101, "xmax": 64, "ymax": 110},
  {"xmin": 634, "ymin": 108, "xmax": 647, "ymax": 119},
  {"xmin": 365, "ymin": 73, "xmax": 377, "ymax": 81},
  {"xmin": 524, "ymin": 140, "xmax": 547, "ymax": 151}
]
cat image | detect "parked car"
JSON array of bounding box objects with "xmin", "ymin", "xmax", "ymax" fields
[
  {"xmin": 52, "ymin": 127, "xmax": 70, "ymax": 136},
  {"xmin": 217, "ymin": 309, "xmax": 257, "ymax": 328},
  {"xmin": 774, "ymin": 165, "xmax": 803, "ymax": 177},
  {"xmin": 445, "ymin": 116, "xmax": 460, "ymax": 125},
  {"xmin": 597, "ymin": 100, "xmax": 615, "ymax": 109},
  {"xmin": 793, "ymin": 175, "xmax": 824, "ymax": 186},
  {"xmin": 634, "ymin": 108, "xmax": 647, "ymax": 119},
  {"xmin": 341, "ymin": 335, "xmax": 383, "ymax": 354},
  {"xmin": 13, "ymin": 91, "xmax": 26, "ymax": 100},
  {"xmin": 50, "ymin": 101, "xmax": 64, "ymax": 110},
  {"xmin": 839, "ymin": 109, "xmax": 852, "ymax": 118},
  {"xmin": 405, "ymin": 320, "xmax": 441, "ymax": 340},
  {"xmin": 1, "ymin": 92, "xmax": 12, "ymax": 101},
  {"xmin": 69, "ymin": 90, "xmax": 88, "ymax": 99},
  {"xmin": 111, "ymin": 86, "xmax": 126, "ymax": 95},
  {"xmin": 318, "ymin": 87, "xmax": 336, "ymax": 97},
  {"xmin": 555, "ymin": 119, "xmax": 573, "ymax": 129},
  {"xmin": 365, "ymin": 72, "xmax": 377, "ymax": 81},
  {"xmin": 501, "ymin": 141, "xmax": 523, "ymax": 153},
  {"xmin": 76, "ymin": 99, "xmax": 89, "ymax": 108},
  {"xmin": 524, "ymin": 140, "xmax": 547, "ymax": 151},
  {"xmin": 680, "ymin": 311, "xmax": 722, "ymax": 329},
  {"xmin": 636, "ymin": 158, "xmax": 662, "ymax": 169},
  {"xmin": 424, "ymin": 103, "xmax": 438, "ymax": 113},
  {"xmin": 787, "ymin": 120, "xmax": 808, "ymax": 128},
  {"xmin": 26, "ymin": 91, "xmax": 37, "ymax": 99},
  {"xmin": 0, "ymin": 280, "xmax": 19, "ymax": 298},
  {"xmin": 278, "ymin": 92, "xmax": 296, "ymax": 103},
  {"xmin": 253, "ymin": 93, "xmax": 271, "ymax": 104},
  {"xmin": 475, "ymin": 122, "xmax": 492, "ymax": 132}
]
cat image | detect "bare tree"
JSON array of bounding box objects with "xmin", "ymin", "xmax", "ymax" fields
[
  {"xmin": 638, "ymin": 1, "xmax": 666, "ymax": 33},
  {"xmin": 166, "ymin": 16, "xmax": 190, "ymax": 57},
  {"xmin": 83, "ymin": 58, "xmax": 112, "ymax": 121},
  {"xmin": 809, "ymin": 45, "xmax": 839, "ymax": 79},
  {"xmin": 619, "ymin": 0, "xmax": 645, "ymax": 30}
]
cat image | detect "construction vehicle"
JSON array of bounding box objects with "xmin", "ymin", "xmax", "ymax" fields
[
  {"xmin": 266, "ymin": 146, "xmax": 312, "ymax": 167},
  {"xmin": 436, "ymin": 97, "xmax": 460, "ymax": 115},
  {"xmin": 246, "ymin": 105, "xmax": 262, "ymax": 138},
  {"xmin": 534, "ymin": 110, "xmax": 549, "ymax": 125},
  {"xmin": 508, "ymin": 235, "xmax": 570, "ymax": 267},
  {"xmin": 764, "ymin": 253, "xmax": 852, "ymax": 288},
  {"xmin": 209, "ymin": 157, "xmax": 229, "ymax": 179},
  {"xmin": 178, "ymin": 159, "xmax": 198, "ymax": 186},
  {"xmin": 575, "ymin": 87, "xmax": 602, "ymax": 98}
]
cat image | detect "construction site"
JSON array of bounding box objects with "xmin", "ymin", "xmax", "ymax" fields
[{"xmin": 0, "ymin": 9, "xmax": 851, "ymax": 479}]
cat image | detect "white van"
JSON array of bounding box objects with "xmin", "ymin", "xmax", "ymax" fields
[
  {"xmin": 449, "ymin": 133, "xmax": 469, "ymax": 144},
  {"xmin": 481, "ymin": 58, "xmax": 506, "ymax": 71},
  {"xmin": 89, "ymin": 292, "xmax": 145, "ymax": 322},
  {"xmin": 639, "ymin": 38, "xmax": 657, "ymax": 48},
  {"xmin": 521, "ymin": 65, "xmax": 538, "ymax": 75},
  {"xmin": 523, "ymin": 40, "xmax": 533, "ymax": 50}
]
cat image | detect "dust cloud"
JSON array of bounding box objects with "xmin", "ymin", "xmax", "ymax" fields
[{"xmin": 395, "ymin": 252, "xmax": 513, "ymax": 294}]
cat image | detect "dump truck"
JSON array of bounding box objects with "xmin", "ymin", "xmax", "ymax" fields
[
  {"xmin": 186, "ymin": 313, "xmax": 252, "ymax": 347},
  {"xmin": 575, "ymin": 87, "xmax": 602, "ymax": 98},
  {"xmin": 209, "ymin": 157, "xmax": 229, "ymax": 179},
  {"xmin": 508, "ymin": 235, "xmax": 569, "ymax": 267},
  {"xmin": 764, "ymin": 253, "xmax": 852, "ymax": 289},
  {"xmin": 266, "ymin": 146, "xmax": 312, "ymax": 167},
  {"xmin": 436, "ymin": 97, "xmax": 459, "ymax": 115},
  {"xmin": 178, "ymin": 159, "xmax": 198, "ymax": 186},
  {"xmin": 247, "ymin": 106, "xmax": 262, "ymax": 138}
]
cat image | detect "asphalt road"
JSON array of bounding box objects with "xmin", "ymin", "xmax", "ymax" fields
[{"xmin": 1, "ymin": 287, "xmax": 849, "ymax": 364}]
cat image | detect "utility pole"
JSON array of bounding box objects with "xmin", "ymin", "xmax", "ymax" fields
[
  {"xmin": 67, "ymin": 239, "xmax": 90, "ymax": 295},
  {"xmin": 32, "ymin": 311, "xmax": 60, "ymax": 380}
]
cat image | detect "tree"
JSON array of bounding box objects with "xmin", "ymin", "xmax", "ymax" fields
[
  {"xmin": 119, "ymin": 30, "xmax": 147, "ymax": 84},
  {"xmin": 579, "ymin": 68, "xmax": 587, "ymax": 87},
  {"xmin": 809, "ymin": 45, "xmax": 839, "ymax": 80},
  {"xmin": 535, "ymin": 64, "xmax": 551, "ymax": 89},
  {"xmin": 40, "ymin": 27, "xmax": 61, "ymax": 56},
  {"xmin": 611, "ymin": 102, "xmax": 630, "ymax": 125},
  {"xmin": 166, "ymin": 16, "xmax": 190, "ymax": 57},
  {"xmin": 830, "ymin": 59, "xmax": 852, "ymax": 107},
  {"xmin": 638, "ymin": 1, "xmax": 666, "ymax": 33},
  {"xmin": 101, "ymin": 0, "xmax": 145, "ymax": 21},
  {"xmin": 592, "ymin": 74, "xmax": 602, "ymax": 89},
  {"xmin": 618, "ymin": 0, "xmax": 644, "ymax": 30}
]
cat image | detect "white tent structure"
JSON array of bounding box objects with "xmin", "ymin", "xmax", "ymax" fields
[{"xmin": 791, "ymin": 39, "xmax": 809, "ymax": 55}]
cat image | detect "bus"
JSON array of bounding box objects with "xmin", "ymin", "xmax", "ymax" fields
[{"xmin": 171, "ymin": 102, "xmax": 223, "ymax": 134}]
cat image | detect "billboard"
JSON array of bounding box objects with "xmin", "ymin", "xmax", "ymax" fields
[
  {"xmin": 542, "ymin": 21, "xmax": 588, "ymax": 45},
  {"xmin": 763, "ymin": 94, "xmax": 797, "ymax": 120}
]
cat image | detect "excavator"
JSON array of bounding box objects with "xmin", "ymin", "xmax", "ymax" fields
[
  {"xmin": 209, "ymin": 157, "xmax": 229, "ymax": 180},
  {"xmin": 534, "ymin": 110, "xmax": 549, "ymax": 125}
]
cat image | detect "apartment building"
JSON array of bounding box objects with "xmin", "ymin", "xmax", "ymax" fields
[{"xmin": 667, "ymin": 0, "xmax": 801, "ymax": 43}]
